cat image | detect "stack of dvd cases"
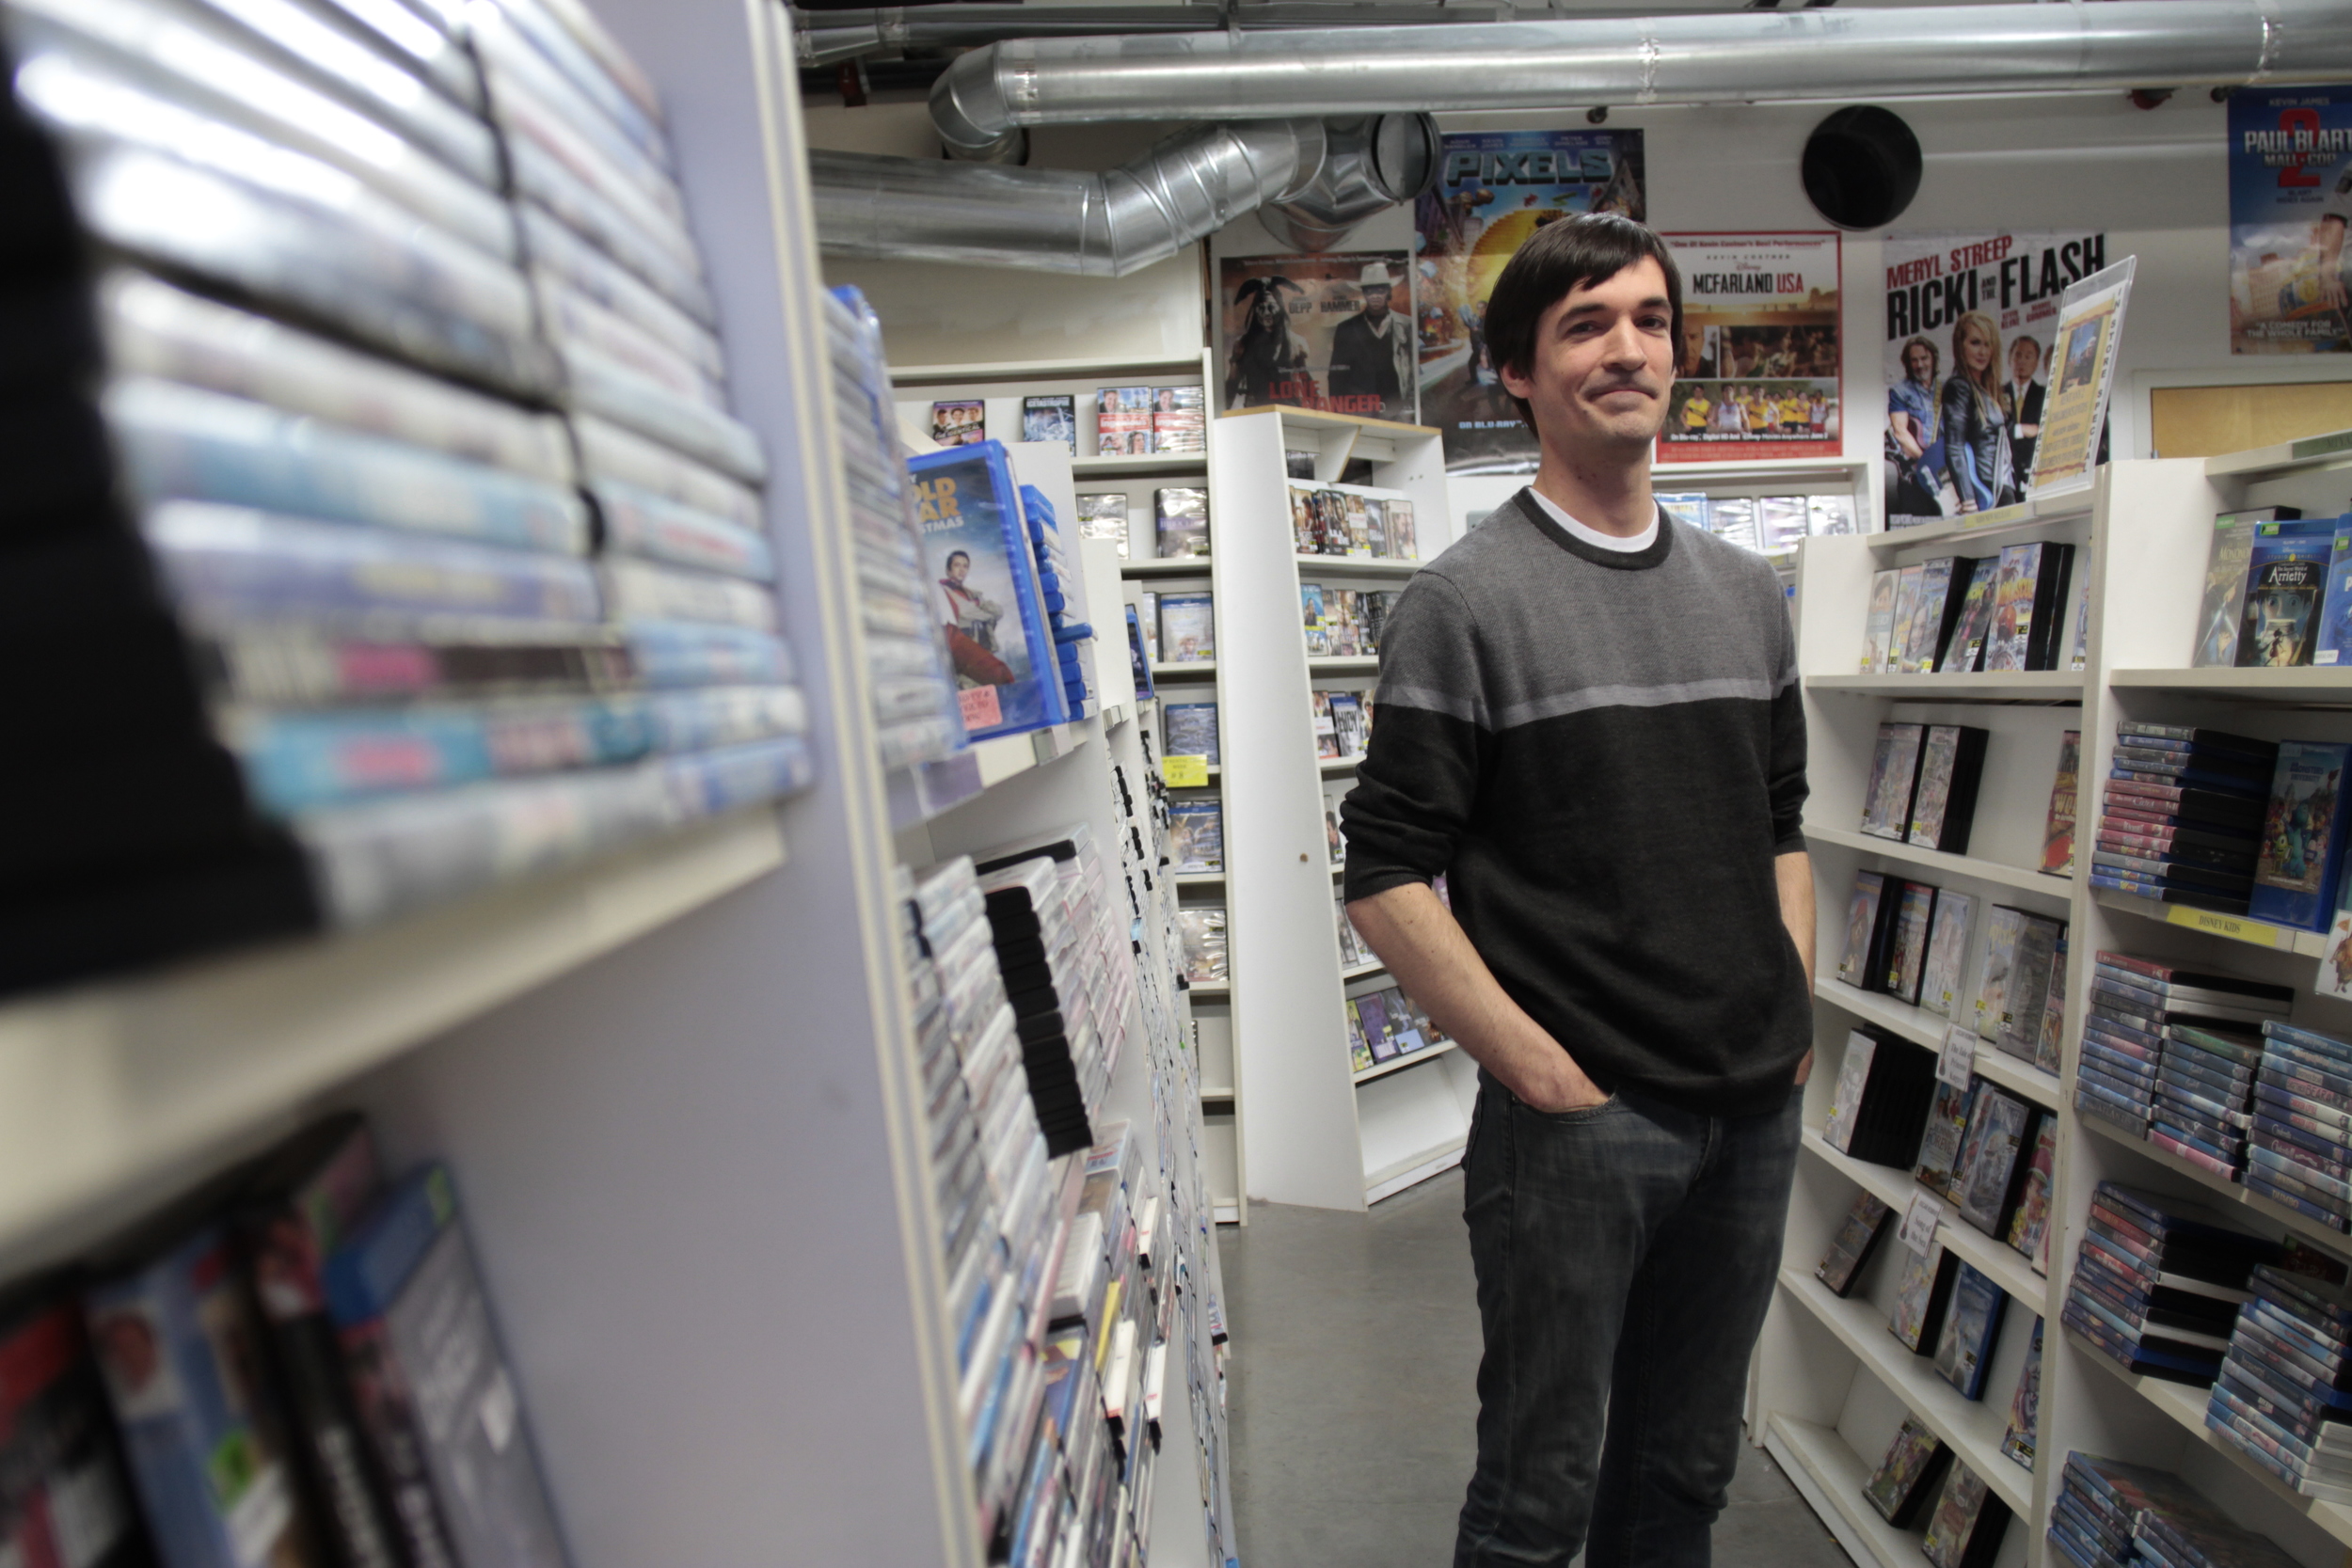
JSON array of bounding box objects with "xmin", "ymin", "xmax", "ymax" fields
[
  {"xmin": 1021, "ymin": 484, "xmax": 1097, "ymax": 721},
  {"xmin": 0, "ymin": 0, "xmax": 814, "ymax": 990},
  {"xmin": 2206, "ymin": 1261, "xmax": 2352, "ymax": 1501},
  {"xmin": 2075, "ymin": 952, "xmax": 2290, "ymax": 1156},
  {"xmin": 827, "ymin": 285, "xmax": 964, "ymax": 769},
  {"xmin": 2249, "ymin": 1020, "xmax": 2352, "ymax": 1231},
  {"xmin": 906, "ymin": 857, "xmax": 1081, "ymax": 1554},
  {"xmin": 976, "ymin": 827, "xmax": 1130, "ymax": 1158},
  {"xmin": 2064, "ymin": 1181, "xmax": 2276, "ymax": 1386},
  {"xmin": 2090, "ymin": 723, "xmax": 2277, "ymax": 913},
  {"xmin": 2047, "ymin": 1453, "xmax": 2254, "ymax": 1568}
]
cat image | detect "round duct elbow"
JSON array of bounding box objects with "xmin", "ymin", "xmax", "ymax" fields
[
  {"xmin": 1256, "ymin": 112, "xmax": 1439, "ymax": 250},
  {"xmin": 930, "ymin": 48, "xmax": 1027, "ymax": 163}
]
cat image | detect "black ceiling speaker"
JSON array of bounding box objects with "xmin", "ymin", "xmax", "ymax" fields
[{"xmin": 1802, "ymin": 105, "xmax": 1922, "ymax": 230}]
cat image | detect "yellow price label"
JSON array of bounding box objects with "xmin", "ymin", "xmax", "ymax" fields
[
  {"xmin": 1163, "ymin": 754, "xmax": 1210, "ymax": 787},
  {"xmin": 2165, "ymin": 902, "xmax": 2291, "ymax": 949}
]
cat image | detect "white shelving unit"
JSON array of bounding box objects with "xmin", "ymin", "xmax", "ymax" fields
[
  {"xmin": 1205, "ymin": 405, "xmax": 1472, "ymax": 1212},
  {"xmin": 0, "ymin": 10, "xmax": 1232, "ymax": 1565},
  {"xmin": 1758, "ymin": 449, "xmax": 2352, "ymax": 1568}
]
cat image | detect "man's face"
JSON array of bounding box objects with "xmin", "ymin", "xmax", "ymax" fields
[
  {"xmin": 1501, "ymin": 259, "xmax": 1677, "ymax": 453},
  {"xmin": 2010, "ymin": 336, "xmax": 2041, "ymax": 382},
  {"xmin": 947, "ymin": 556, "xmax": 969, "ymax": 584},
  {"xmin": 1361, "ymin": 284, "xmax": 1391, "ymax": 322},
  {"xmin": 1904, "ymin": 342, "xmax": 1933, "ymax": 386}
]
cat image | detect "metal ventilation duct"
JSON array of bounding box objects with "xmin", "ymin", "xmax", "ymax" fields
[
  {"xmin": 809, "ymin": 112, "xmax": 1439, "ymax": 274},
  {"xmin": 929, "ymin": 0, "xmax": 2344, "ymax": 154},
  {"xmin": 810, "ymin": 119, "xmax": 1324, "ymax": 276}
]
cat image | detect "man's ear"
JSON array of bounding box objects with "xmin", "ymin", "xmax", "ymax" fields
[{"xmin": 1498, "ymin": 360, "xmax": 1534, "ymax": 401}]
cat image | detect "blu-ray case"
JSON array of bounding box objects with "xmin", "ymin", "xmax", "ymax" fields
[{"xmin": 911, "ymin": 440, "xmax": 1069, "ymax": 739}]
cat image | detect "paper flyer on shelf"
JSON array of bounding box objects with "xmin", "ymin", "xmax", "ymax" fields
[
  {"xmin": 1657, "ymin": 231, "xmax": 1841, "ymax": 465},
  {"xmin": 1216, "ymin": 251, "xmax": 1417, "ymax": 425},
  {"xmin": 2230, "ymin": 86, "xmax": 2352, "ymax": 354},
  {"xmin": 2029, "ymin": 258, "xmax": 2137, "ymax": 497},
  {"xmin": 1410, "ymin": 128, "xmax": 1646, "ymax": 472},
  {"xmin": 1881, "ymin": 230, "xmax": 2107, "ymax": 527}
]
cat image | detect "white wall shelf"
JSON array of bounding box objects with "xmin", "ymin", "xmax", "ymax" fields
[
  {"xmin": 2109, "ymin": 668, "xmax": 2352, "ymax": 705},
  {"xmin": 1152, "ymin": 660, "xmax": 1219, "ymax": 677},
  {"xmin": 1770, "ymin": 452, "xmax": 2352, "ymax": 1568},
  {"xmin": 2089, "ymin": 886, "xmax": 2330, "ymax": 958},
  {"xmin": 1351, "ymin": 1040, "xmax": 1460, "ymax": 1086},
  {"xmin": 1294, "ymin": 554, "xmax": 1424, "ymax": 578},
  {"xmin": 1073, "ymin": 454, "xmax": 1209, "ymax": 478},
  {"xmin": 887, "ymin": 720, "xmax": 1096, "ymax": 830},
  {"xmin": 1806, "ymin": 673, "xmax": 2088, "ymax": 702},
  {"xmin": 1867, "ymin": 495, "xmax": 2095, "ymax": 558},
  {"xmin": 1211, "ymin": 406, "xmax": 1465, "ymax": 1212},
  {"xmin": 2065, "ymin": 1327, "xmax": 2352, "ymax": 1551},
  {"xmin": 0, "ymin": 809, "xmax": 783, "ymax": 1273},
  {"xmin": 891, "ymin": 355, "xmax": 1206, "ymax": 386},
  {"xmin": 2075, "ymin": 1114, "xmax": 2351, "ymax": 1264},
  {"xmin": 1341, "ymin": 959, "xmax": 1389, "ymax": 982},
  {"xmin": 1763, "ymin": 1415, "xmax": 1926, "ymax": 1568},
  {"xmin": 1125, "ymin": 557, "xmax": 1216, "ymax": 578},
  {"xmin": 1816, "ymin": 980, "xmax": 2062, "ymax": 1112},
  {"xmin": 1654, "ymin": 456, "xmax": 1872, "ymax": 483},
  {"xmin": 1775, "ymin": 1268, "xmax": 2035, "ymax": 1518},
  {"xmin": 1805, "ymin": 823, "xmax": 2075, "ymax": 895},
  {"xmin": 1802, "ymin": 1130, "xmax": 2046, "ymax": 1310},
  {"xmin": 2205, "ymin": 429, "xmax": 2352, "ymax": 480}
]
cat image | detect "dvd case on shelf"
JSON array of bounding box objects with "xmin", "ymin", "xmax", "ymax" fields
[
  {"xmin": 911, "ymin": 440, "xmax": 1069, "ymax": 739},
  {"xmin": 1154, "ymin": 488, "xmax": 1209, "ymax": 559}
]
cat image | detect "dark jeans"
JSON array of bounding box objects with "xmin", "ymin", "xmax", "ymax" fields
[{"xmin": 1454, "ymin": 1075, "xmax": 1804, "ymax": 1568}]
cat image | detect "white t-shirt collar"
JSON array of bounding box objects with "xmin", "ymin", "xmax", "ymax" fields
[{"xmin": 1527, "ymin": 487, "xmax": 1660, "ymax": 554}]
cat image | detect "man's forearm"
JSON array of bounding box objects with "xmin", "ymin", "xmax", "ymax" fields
[
  {"xmin": 1344, "ymin": 882, "xmax": 1605, "ymax": 1113},
  {"xmin": 1778, "ymin": 848, "xmax": 1816, "ymax": 1083}
]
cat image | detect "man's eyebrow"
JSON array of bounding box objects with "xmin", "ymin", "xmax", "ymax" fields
[{"xmin": 1560, "ymin": 295, "xmax": 1672, "ymax": 317}]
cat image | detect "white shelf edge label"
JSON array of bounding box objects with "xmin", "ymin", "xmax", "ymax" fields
[
  {"xmin": 1899, "ymin": 1192, "xmax": 1943, "ymax": 1257},
  {"xmin": 1938, "ymin": 1024, "xmax": 1976, "ymax": 1091}
]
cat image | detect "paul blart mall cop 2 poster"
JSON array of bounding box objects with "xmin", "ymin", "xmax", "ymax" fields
[{"xmin": 2230, "ymin": 85, "xmax": 2352, "ymax": 354}]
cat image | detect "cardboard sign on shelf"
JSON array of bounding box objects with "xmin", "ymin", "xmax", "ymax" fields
[
  {"xmin": 1163, "ymin": 755, "xmax": 1211, "ymax": 787},
  {"xmin": 1937, "ymin": 1024, "xmax": 1976, "ymax": 1091},
  {"xmin": 2027, "ymin": 257, "xmax": 2137, "ymax": 498},
  {"xmin": 1899, "ymin": 1192, "xmax": 1944, "ymax": 1255}
]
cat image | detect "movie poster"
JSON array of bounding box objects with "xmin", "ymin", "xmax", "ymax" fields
[
  {"xmin": 1881, "ymin": 230, "xmax": 2108, "ymax": 528},
  {"xmin": 1410, "ymin": 128, "xmax": 1646, "ymax": 473},
  {"xmin": 1657, "ymin": 232, "xmax": 1841, "ymax": 465},
  {"xmin": 1217, "ymin": 252, "xmax": 1417, "ymax": 425},
  {"xmin": 2229, "ymin": 86, "xmax": 2352, "ymax": 354}
]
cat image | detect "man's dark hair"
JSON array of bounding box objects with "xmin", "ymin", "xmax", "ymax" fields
[{"xmin": 1483, "ymin": 213, "xmax": 1684, "ymax": 431}]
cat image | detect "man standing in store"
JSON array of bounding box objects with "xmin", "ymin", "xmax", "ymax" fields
[
  {"xmin": 1328, "ymin": 260, "xmax": 1416, "ymax": 422},
  {"xmin": 1343, "ymin": 213, "xmax": 1813, "ymax": 1568}
]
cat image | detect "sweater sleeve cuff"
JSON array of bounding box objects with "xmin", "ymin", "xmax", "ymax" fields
[
  {"xmin": 1341, "ymin": 865, "xmax": 1434, "ymax": 904},
  {"xmin": 1772, "ymin": 827, "xmax": 1808, "ymax": 858}
]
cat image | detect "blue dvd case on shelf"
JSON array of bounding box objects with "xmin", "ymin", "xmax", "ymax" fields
[
  {"xmin": 2250, "ymin": 740, "xmax": 2352, "ymax": 931},
  {"xmin": 910, "ymin": 441, "xmax": 1068, "ymax": 739}
]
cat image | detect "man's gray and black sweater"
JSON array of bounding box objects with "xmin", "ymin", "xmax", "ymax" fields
[{"xmin": 1342, "ymin": 488, "xmax": 1811, "ymax": 1117}]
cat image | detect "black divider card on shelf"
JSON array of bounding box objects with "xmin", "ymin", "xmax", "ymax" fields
[
  {"xmin": 1908, "ymin": 726, "xmax": 1989, "ymax": 854},
  {"xmin": 1816, "ymin": 1191, "xmax": 1894, "ymax": 1297},
  {"xmin": 1862, "ymin": 723, "xmax": 1928, "ymax": 840},
  {"xmin": 1865, "ymin": 1415, "xmax": 1953, "ymax": 1528},
  {"xmin": 1823, "ymin": 1027, "xmax": 1938, "ymax": 1165}
]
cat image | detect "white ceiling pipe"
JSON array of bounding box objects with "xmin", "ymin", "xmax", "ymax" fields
[{"xmin": 929, "ymin": 0, "xmax": 2344, "ymax": 155}]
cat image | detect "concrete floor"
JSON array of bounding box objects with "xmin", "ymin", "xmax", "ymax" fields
[{"xmin": 1216, "ymin": 1171, "xmax": 1850, "ymax": 1568}]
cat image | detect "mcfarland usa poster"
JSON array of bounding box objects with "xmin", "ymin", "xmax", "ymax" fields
[
  {"xmin": 1410, "ymin": 128, "xmax": 1646, "ymax": 472},
  {"xmin": 1657, "ymin": 231, "xmax": 1842, "ymax": 466},
  {"xmin": 2229, "ymin": 85, "xmax": 2352, "ymax": 353},
  {"xmin": 1218, "ymin": 251, "xmax": 1418, "ymax": 425},
  {"xmin": 1881, "ymin": 230, "xmax": 2107, "ymax": 528}
]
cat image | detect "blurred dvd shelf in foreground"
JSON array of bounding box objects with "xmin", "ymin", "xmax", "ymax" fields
[{"xmin": 0, "ymin": 0, "xmax": 822, "ymax": 995}]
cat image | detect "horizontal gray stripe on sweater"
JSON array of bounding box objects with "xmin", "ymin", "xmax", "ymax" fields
[{"xmin": 1493, "ymin": 669, "xmax": 1798, "ymax": 730}]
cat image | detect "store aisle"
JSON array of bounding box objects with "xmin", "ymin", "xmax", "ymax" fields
[{"xmin": 1218, "ymin": 1173, "xmax": 1850, "ymax": 1568}]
